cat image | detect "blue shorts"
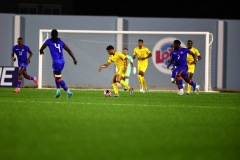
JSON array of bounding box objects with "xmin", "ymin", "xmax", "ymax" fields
[
  {"xmin": 52, "ymin": 60, "xmax": 65, "ymax": 72},
  {"xmin": 179, "ymin": 65, "xmax": 189, "ymax": 78},
  {"xmin": 18, "ymin": 62, "xmax": 28, "ymax": 69}
]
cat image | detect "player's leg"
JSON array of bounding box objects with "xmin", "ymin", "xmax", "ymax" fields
[
  {"xmin": 117, "ymin": 69, "xmax": 133, "ymax": 95},
  {"xmin": 183, "ymin": 72, "xmax": 200, "ymax": 94},
  {"xmin": 53, "ymin": 60, "xmax": 72, "ymax": 98},
  {"xmin": 186, "ymin": 64, "xmax": 195, "ymax": 96},
  {"xmin": 176, "ymin": 71, "xmax": 184, "ymax": 95},
  {"xmin": 140, "ymin": 65, "xmax": 148, "ymax": 93},
  {"xmin": 112, "ymin": 74, "xmax": 119, "ymax": 97},
  {"xmin": 22, "ymin": 68, "xmax": 38, "ymax": 86},
  {"xmin": 124, "ymin": 67, "xmax": 131, "ymax": 91},
  {"xmin": 14, "ymin": 67, "xmax": 24, "ymax": 92}
]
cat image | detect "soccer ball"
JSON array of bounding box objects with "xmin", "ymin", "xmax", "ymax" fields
[{"xmin": 104, "ymin": 89, "xmax": 111, "ymax": 97}]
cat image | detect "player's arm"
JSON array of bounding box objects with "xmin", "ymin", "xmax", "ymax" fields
[
  {"xmin": 27, "ymin": 49, "xmax": 33, "ymax": 64},
  {"xmin": 145, "ymin": 52, "xmax": 152, "ymax": 59},
  {"xmin": 132, "ymin": 49, "xmax": 137, "ymax": 59},
  {"xmin": 39, "ymin": 43, "xmax": 47, "ymax": 55},
  {"xmin": 63, "ymin": 44, "xmax": 77, "ymax": 65},
  {"xmin": 140, "ymin": 52, "xmax": 152, "ymax": 60},
  {"xmin": 167, "ymin": 57, "xmax": 174, "ymax": 69},
  {"xmin": 130, "ymin": 60, "xmax": 136, "ymax": 74},
  {"xmin": 197, "ymin": 55, "xmax": 202, "ymax": 61},
  {"xmin": 188, "ymin": 51, "xmax": 197, "ymax": 64},
  {"xmin": 123, "ymin": 57, "xmax": 128, "ymax": 72},
  {"xmin": 99, "ymin": 62, "xmax": 111, "ymax": 72},
  {"xmin": 11, "ymin": 52, "xmax": 16, "ymax": 61}
]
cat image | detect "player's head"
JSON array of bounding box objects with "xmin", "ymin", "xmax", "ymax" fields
[
  {"xmin": 138, "ymin": 39, "xmax": 144, "ymax": 48},
  {"xmin": 106, "ymin": 45, "xmax": 115, "ymax": 55},
  {"xmin": 187, "ymin": 40, "xmax": 193, "ymax": 49},
  {"xmin": 173, "ymin": 39, "xmax": 181, "ymax": 50},
  {"xmin": 123, "ymin": 47, "xmax": 128, "ymax": 55},
  {"xmin": 51, "ymin": 29, "xmax": 59, "ymax": 42},
  {"xmin": 17, "ymin": 37, "xmax": 23, "ymax": 46}
]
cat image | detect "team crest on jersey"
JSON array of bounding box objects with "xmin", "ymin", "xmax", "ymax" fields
[{"xmin": 152, "ymin": 37, "xmax": 186, "ymax": 74}]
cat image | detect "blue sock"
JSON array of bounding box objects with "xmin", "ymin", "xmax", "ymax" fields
[
  {"xmin": 189, "ymin": 80, "xmax": 196, "ymax": 87},
  {"xmin": 59, "ymin": 79, "xmax": 68, "ymax": 91},
  {"xmin": 55, "ymin": 79, "xmax": 60, "ymax": 89},
  {"xmin": 177, "ymin": 77, "xmax": 183, "ymax": 89},
  {"xmin": 17, "ymin": 80, "xmax": 22, "ymax": 88}
]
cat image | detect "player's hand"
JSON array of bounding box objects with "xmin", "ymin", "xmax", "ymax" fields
[
  {"xmin": 40, "ymin": 51, "xmax": 44, "ymax": 55},
  {"xmin": 27, "ymin": 59, "xmax": 30, "ymax": 64},
  {"xmin": 73, "ymin": 59, "xmax": 77, "ymax": 65},
  {"xmin": 99, "ymin": 66, "xmax": 103, "ymax": 72},
  {"xmin": 171, "ymin": 66, "xmax": 176, "ymax": 71},
  {"xmin": 12, "ymin": 57, "xmax": 16, "ymax": 61},
  {"xmin": 133, "ymin": 67, "xmax": 136, "ymax": 75}
]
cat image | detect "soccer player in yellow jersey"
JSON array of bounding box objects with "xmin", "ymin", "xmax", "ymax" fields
[
  {"xmin": 99, "ymin": 45, "xmax": 134, "ymax": 97},
  {"xmin": 186, "ymin": 40, "xmax": 201, "ymax": 96},
  {"xmin": 132, "ymin": 39, "xmax": 152, "ymax": 93}
]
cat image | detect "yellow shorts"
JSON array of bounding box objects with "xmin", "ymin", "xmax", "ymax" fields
[
  {"xmin": 138, "ymin": 64, "xmax": 148, "ymax": 73},
  {"xmin": 116, "ymin": 68, "xmax": 125, "ymax": 77},
  {"xmin": 188, "ymin": 64, "xmax": 196, "ymax": 74}
]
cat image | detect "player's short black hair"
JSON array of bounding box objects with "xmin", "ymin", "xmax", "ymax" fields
[
  {"xmin": 17, "ymin": 37, "xmax": 23, "ymax": 40},
  {"xmin": 123, "ymin": 47, "xmax": 128, "ymax": 50},
  {"xmin": 106, "ymin": 45, "xmax": 114, "ymax": 50},
  {"xmin": 174, "ymin": 40, "xmax": 181, "ymax": 45},
  {"xmin": 138, "ymin": 39, "xmax": 143, "ymax": 42},
  {"xmin": 51, "ymin": 29, "xmax": 58, "ymax": 37},
  {"xmin": 187, "ymin": 40, "xmax": 193, "ymax": 44}
]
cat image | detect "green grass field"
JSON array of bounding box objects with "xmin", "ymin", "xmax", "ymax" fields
[{"xmin": 0, "ymin": 88, "xmax": 240, "ymax": 160}]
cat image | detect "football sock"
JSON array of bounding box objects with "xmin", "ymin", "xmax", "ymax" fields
[
  {"xmin": 120, "ymin": 80, "xmax": 130, "ymax": 90},
  {"xmin": 142, "ymin": 77, "xmax": 147, "ymax": 89},
  {"xmin": 55, "ymin": 78, "xmax": 61, "ymax": 89},
  {"xmin": 125, "ymin": 78, "xmax": 129, "ymax": 85},
  {"xmin": 17, "ymin": 79, "xmax": 22, "ymax": 88},
  {"xmin": 189, "ymin": 80, "xmax": 196, "ymax": 87},
  {"xmin": 57, "ymin": 78, "xmax": 68, "ymax": 91},
  {"xmin": 29, "ymin": 76, "xmax": 34, "ymax": 80},
  {"xmin": 177, "ymin": 76, "xmax": 183, "ymax": 89},
  {"xmin": 187, "ymin": 84, "xmax": 191, "ymax": 93},
  {"xmin": 112, "ymin": 83, "xmax": 118, "ymax": 94},
  {"xmin": 138, "ymin": 75, "xmax": 143, "ymax": 89}
]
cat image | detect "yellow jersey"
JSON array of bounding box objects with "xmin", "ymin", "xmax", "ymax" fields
[
  {"xmin": 107, "ymin": 52, "xmax": 126, "ymax": 70},
  {"xmin": 133, "ymin": 46, "xmax": 151, "ymax": 65},
  {"xmin": 186, "ymin": 47, "xmax": 200, "ymax": 64}
]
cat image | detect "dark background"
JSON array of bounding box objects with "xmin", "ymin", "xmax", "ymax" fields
[{"xmin": 0, "ymin": 0, "xmax": 239, "ymax": 19}]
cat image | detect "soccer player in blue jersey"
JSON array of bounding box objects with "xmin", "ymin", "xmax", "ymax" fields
[
  {"xmin": 167, "ymin": 40, "xmax": 200, "ymax": 95},
  {"xmin": 39, "ymin": 29, "xmax": 78, "ymax": 98},
  {"xmin": 123, "ymin": 48, "xmax": 136, "ymax": 91},
  {"xmin": 11, "ymin": 37, "xmax": 38, "ymax": 92}
]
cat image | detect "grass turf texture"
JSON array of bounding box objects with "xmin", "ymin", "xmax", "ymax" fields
[{"xmin": 0, "ymin": 88, "xmax": 240, "ymax": 160}]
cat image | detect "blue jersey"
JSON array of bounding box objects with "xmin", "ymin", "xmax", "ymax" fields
[
  {"xmin": 44, "ymin": 38, "xmax": 66, "ymax": 72},
  {"xmin": 44, "ymin": 38, "xmax": 65, "ymax": 61},
  {"xmin": 12, "ymin": 45, "xmax": 30, "ymax": 63},
  {"xmin": 170, "ymin": 48, "xmax": 190, "ymax": 69}
]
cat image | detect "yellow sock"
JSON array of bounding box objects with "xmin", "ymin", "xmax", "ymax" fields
[
  {"xmin": 120, "ymin": 80, "xmax": 130, "ymax": 90},
  {"xmin": 138, "ymin": 75, "xmax": 143, "ymax": 89},
  {"xmin": 112, "ymin": 83, "xmax": 118, "ymax": 94},
  {"xmin": 142, "ymin": 77, "xmax": 147, "ymax": 89},
  {"xmin": 187, "ymin": 83, "xmax": 191, "ymax": 94}
]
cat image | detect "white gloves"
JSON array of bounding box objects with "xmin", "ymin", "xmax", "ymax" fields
[{"xmin": 133, "ymin": 67, "xmax": 136, "ymax": 75}]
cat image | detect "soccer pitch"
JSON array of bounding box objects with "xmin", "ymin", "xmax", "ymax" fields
[{"xmin": 0, "ymin": 88, "xmax": 240, "ymax": 160}]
